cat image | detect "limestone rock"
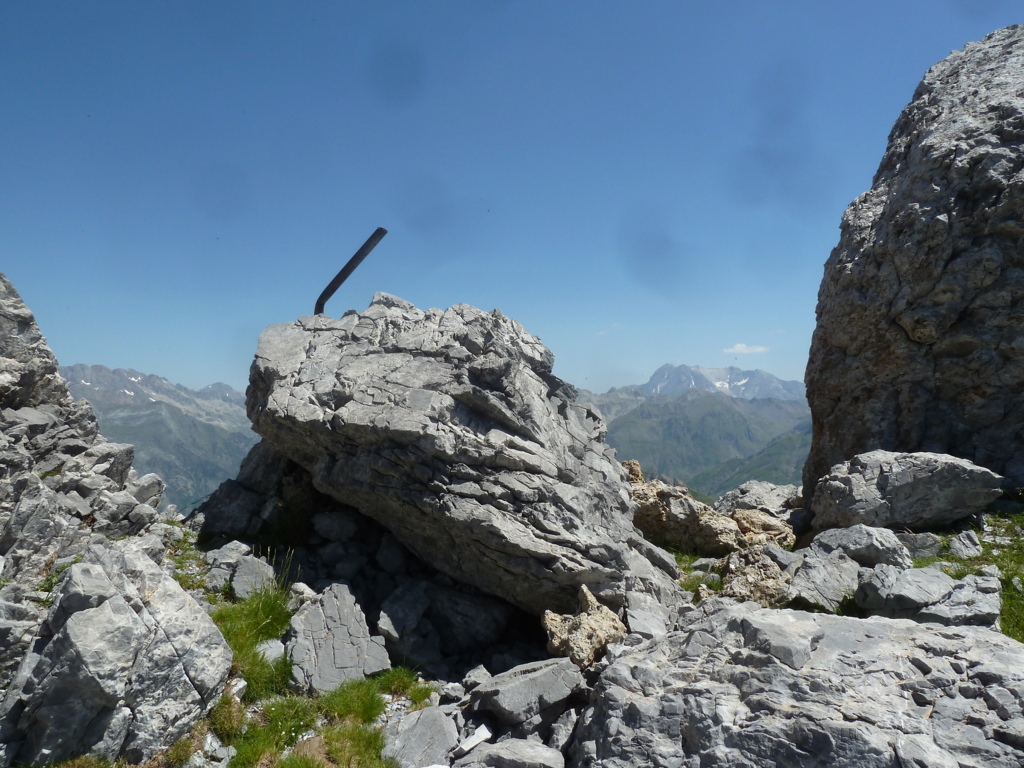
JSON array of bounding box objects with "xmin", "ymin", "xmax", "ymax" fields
[
  {"xmin": 805, "ymin": 26, "xmax": 1024, "ymax": 497},
  {"xmin": 787, "ymin": 550, "xmax": 861, "ymax": 613},
  {"xmin": 808, "ymin": 524, "xmax": 913, "ymax": 570},
  {"xmin": 0, "ymin": 273, "xmax": 225, "ymax": 765},
  {"xmin": 469, "ymin": 658, "xmax": 583, "ymax": 726},
  {"xmin": 716, "ymin": 547, "xmax": 791, "ymax": 606},
  {"xmin": 542, "ymin": 586, "xmax": 626, "ymax": 668},
  {"xmin": 8, "ymin": 542, "xmax": 232, "ymax": 765},
  {"xmin": 575, "ymin": 598, "xmax": 1024, "ymax": 767},
  {"xmin": 286, "ymin": 582, "xmax": 390, "ymax": 694},
  {"xmin": 715, "ymin": 480, "xmax": 800, "ymax": 518},
  {"xmin": 457, "ymin": 739, "xmax": 565, "ymax": 768},
  {"xmin": 382, "ymin": 706, "xmax": 459, "ymax": 768},
  {"xmin": 245, "ymin": 294, "xmax": 681, "ymax": 618},
  {"xmin": 810, "ymin": 450, "xmax": 1002, "ymax": 531},
  {"xmin": 856, "ymin": 564, "xmax": 1001, "ymax": 627}
]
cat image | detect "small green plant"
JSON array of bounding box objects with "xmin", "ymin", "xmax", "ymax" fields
[
  {"xmin": 41, "ymin": 756, "xmax": 112, "ymax": 768},
  {"xmin": 319, "ymin": 678, "xmax": 386, "ymax": 724},
  {"xmin": 39, "ymin": 464, "xmax": 64, "ymax": 479},
  {"xmin": 211, "ymin": 585, "xmax": 293, "ymax": 702},
  {"xmin": 264, "ymin": 696, "xmax": 318, "ymax": 746},
  {"xmin": 227, "ymin": 695, "xmax": 318, "ymax": 768},
  {"xmin": 372, "ymin": 666, "xmax": 433, "ymax": 709},
  {"xmin": 276, "ymin": 754, "xmax": 327, "ymax": 768},
  {"xmin": 323, "ymin": 724, "xmax": 396, "ymax": 768},
  {"xmin": 163, "ymin": 736, "xmax": 196, "ymax": 767},
  {"xmin": 208, "ymin": 694, "xmax": 245, "ymax": 743}
]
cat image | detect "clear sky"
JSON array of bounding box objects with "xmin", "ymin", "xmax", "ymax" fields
[{"xmin": 2, "ymin": 2, "xmax": 1019, "ymax": 393}]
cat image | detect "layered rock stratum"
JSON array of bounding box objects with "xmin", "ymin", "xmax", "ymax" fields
[{"xmin": 804, "ymin": 25, "xmax": 1024, "ymax": 497}]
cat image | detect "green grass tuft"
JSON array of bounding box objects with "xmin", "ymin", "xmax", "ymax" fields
[
  {"xmin": 211, "ymin": 585, "xmax": 293, "ymax": 702},
  {"xmin": 208, "ymin": 693, "xmax": 245, "ymax": 743},
  {"xmin": 263, "ymin": 696, "xmax": 318, "ymax": 746},
  {"xmin": 277, "ymin": 754, "xmax": 327, "ymax": 768},
  {"xmin": 319, "ymin": 678, "xmax": 386, "ymax": 724},
  {"xmin": 323, "ymin": 724, "xmax": 396, "ymax": 768}
]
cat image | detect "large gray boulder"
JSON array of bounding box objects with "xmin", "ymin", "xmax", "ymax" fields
[
  {"xmin": 245, "ymin": 293, "xmax": 680, "ymax": 618},
  {"xmin": 804, "ymin": 26, "xmax": 1024, "ymax": 498},
  {"xmin": 810, "ymin": 450, "xmax": 1002, "ymax": 531},
  {"xmin": 574, "ymin": 598, "xmax": 1024, "ymax": 767}
]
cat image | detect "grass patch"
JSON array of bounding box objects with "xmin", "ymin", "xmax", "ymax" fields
[
  {"xmin": 323, "ymin": 724, "xmax": 395, "ymax": 768},
  {"xmin": 319, "ymin": 679, "xmax": 386, "ymax": 724},
  {"xmin": 277, "ymin": 755, "xmax": 328, "ymax": 768},
  {"xmin": 208, "ymin": 693, "xmax": 245, "ymax": 743},
  {"xmin": 905, "ymin": 509, "xmax": 1024, "ymax": 643},
  {"xmin": 163, "ymin": 736, "xmax": 197, "ymax": 767},
  {"xmin": 211, "ymin": 585, "xmax": 293, "ymax": 702}
]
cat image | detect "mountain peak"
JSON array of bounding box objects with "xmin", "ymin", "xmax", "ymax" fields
[{"xmin": 639, "ymin": 363, "xmax": 804, "ymax": 402}]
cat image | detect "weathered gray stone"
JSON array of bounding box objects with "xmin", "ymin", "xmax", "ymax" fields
[
  {"xmin": 576, "ymin": 598, "xmax": 1024, "ymax": 767},
  {"xmin": 810, "ymin": 450, "xmax": 1002, "ymax": 531},
  {"xmin": 809, "ymin": 524, "xmax": 913, "ymax": 570},
  {"xmin": 949, "ymin": 530, "xmax": 983, "ymax": 559},
  {"xmin": 245, "ymin": 294, "xmax": 681, "ymax": 618},
  {"xmin": 9, "ymin": 543, "xmax": 232, "ymax": 765},
  {"xmin": 805, "ymin": 26, "xmax": 1024, "ymax": 497},
  {"xmin": 788, "ymin": 551, "xmax": 860, "ymax": 613},
  {"xmin": 459, "ymin": 739, "xmax": 564, "ymax": 768},
  {"xmin": 897, "ymin": 532, "xmax": 944, "ymax": 559},
  {"xmin": 204, "ymin": 542, "xmax": 276, "ymax": 600},
  {"xmin": 382, "ymin": 706, "xmax": 459, "ymax": 768},
  {"xmin": 470, "ymin": 658, "xmax": 583, "ymax": 726},
  {"xmin": 856, "ymin": 564, "xmax": 1001, "ymax": 627},
  {"xmin": 0, "ymin": 273, "xmax": 228, "ymax": 765},
  {"xmin": 286, "ymin": 582, "xmax": 389, "ymax": 694},
  {"xmin": 715, "ymin": 480, "xmax": 800, "ymax": 518}
]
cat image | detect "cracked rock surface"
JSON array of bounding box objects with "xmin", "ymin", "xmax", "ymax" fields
[
  {"xmin": 0, "ymin": 273, "xmax": 230, "ymax": 765},
  {"xmin": 575, "ymin": 598, "xmax": 1024, "ymax": 768},
  {"xmin": 245, "ymin": 293, "xmax": 681, "ymax": 620},
  {"xmin": 804, "ymin": 25, "xmax": 1024, "ymax": 498}
]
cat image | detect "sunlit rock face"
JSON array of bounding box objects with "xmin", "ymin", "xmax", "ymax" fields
[
  {"xmin": 804, "ymin": 25, "xmax": 1024, "ymax": 498},
  {"xmin": 245, "ymin": 292, "xmax": 681, "ymax": 621}
]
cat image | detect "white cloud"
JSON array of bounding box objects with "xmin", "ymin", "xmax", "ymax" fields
[
  {"xmin": 724, "ymin": 343, "xmax": 769, "ymax": 354},
  {"xmin": 594, "ymin": 330, "xmax": 608, "ymax": 336}
]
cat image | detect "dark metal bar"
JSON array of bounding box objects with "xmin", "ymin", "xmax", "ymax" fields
[{"xmin": 314, "ymin": 227, "xmax": 388, "ymax": 315}]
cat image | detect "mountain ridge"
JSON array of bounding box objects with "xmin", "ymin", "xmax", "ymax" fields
[{"xmin": 59, "ymin": 364, "xmax": 257, "ymax": 509}]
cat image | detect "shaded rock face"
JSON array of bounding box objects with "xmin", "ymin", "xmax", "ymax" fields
[
  {"xmin": 0, "ymin": 273, "xmax": 231, "ymax": 764},
  {"xmin": 575, "ymin": 599, "xmax": 1024, "ymax": 767},
  {"xmin": 245, "ymin": 293, "xmax": 680, "ymax": 618},
  {"xmin": 804, "ymin": 25, "xmax": 1024, "ymax": 498}
]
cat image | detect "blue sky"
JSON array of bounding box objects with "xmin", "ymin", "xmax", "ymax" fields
[{"xmin": 2, "ymin": 2, "xmax": 1019, "ymax": 393}]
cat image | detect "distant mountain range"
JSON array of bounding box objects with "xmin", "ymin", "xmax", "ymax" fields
[
  {"xmin": 60, "ymin": 364, "xmax": 258, "ymax": 510},
  {"xmin": 580, "ymin": 364, "xmax": 809, "ymax": 498}
]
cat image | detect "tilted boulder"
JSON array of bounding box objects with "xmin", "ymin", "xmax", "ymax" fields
[
  {"xmin": 575, "ymin": 598, "xmax": 1024, "ymax": 767},
  {"xmin": 804, "ymin": 26, "xmax": 1024, "ymax": 498},
  {"xmin": 810, "ymin": 450, "xmax": 1002, "ymax": 531},
  {"xmin": 245, "ymin": 294, "xmax": 680, "ymax": 618}
]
